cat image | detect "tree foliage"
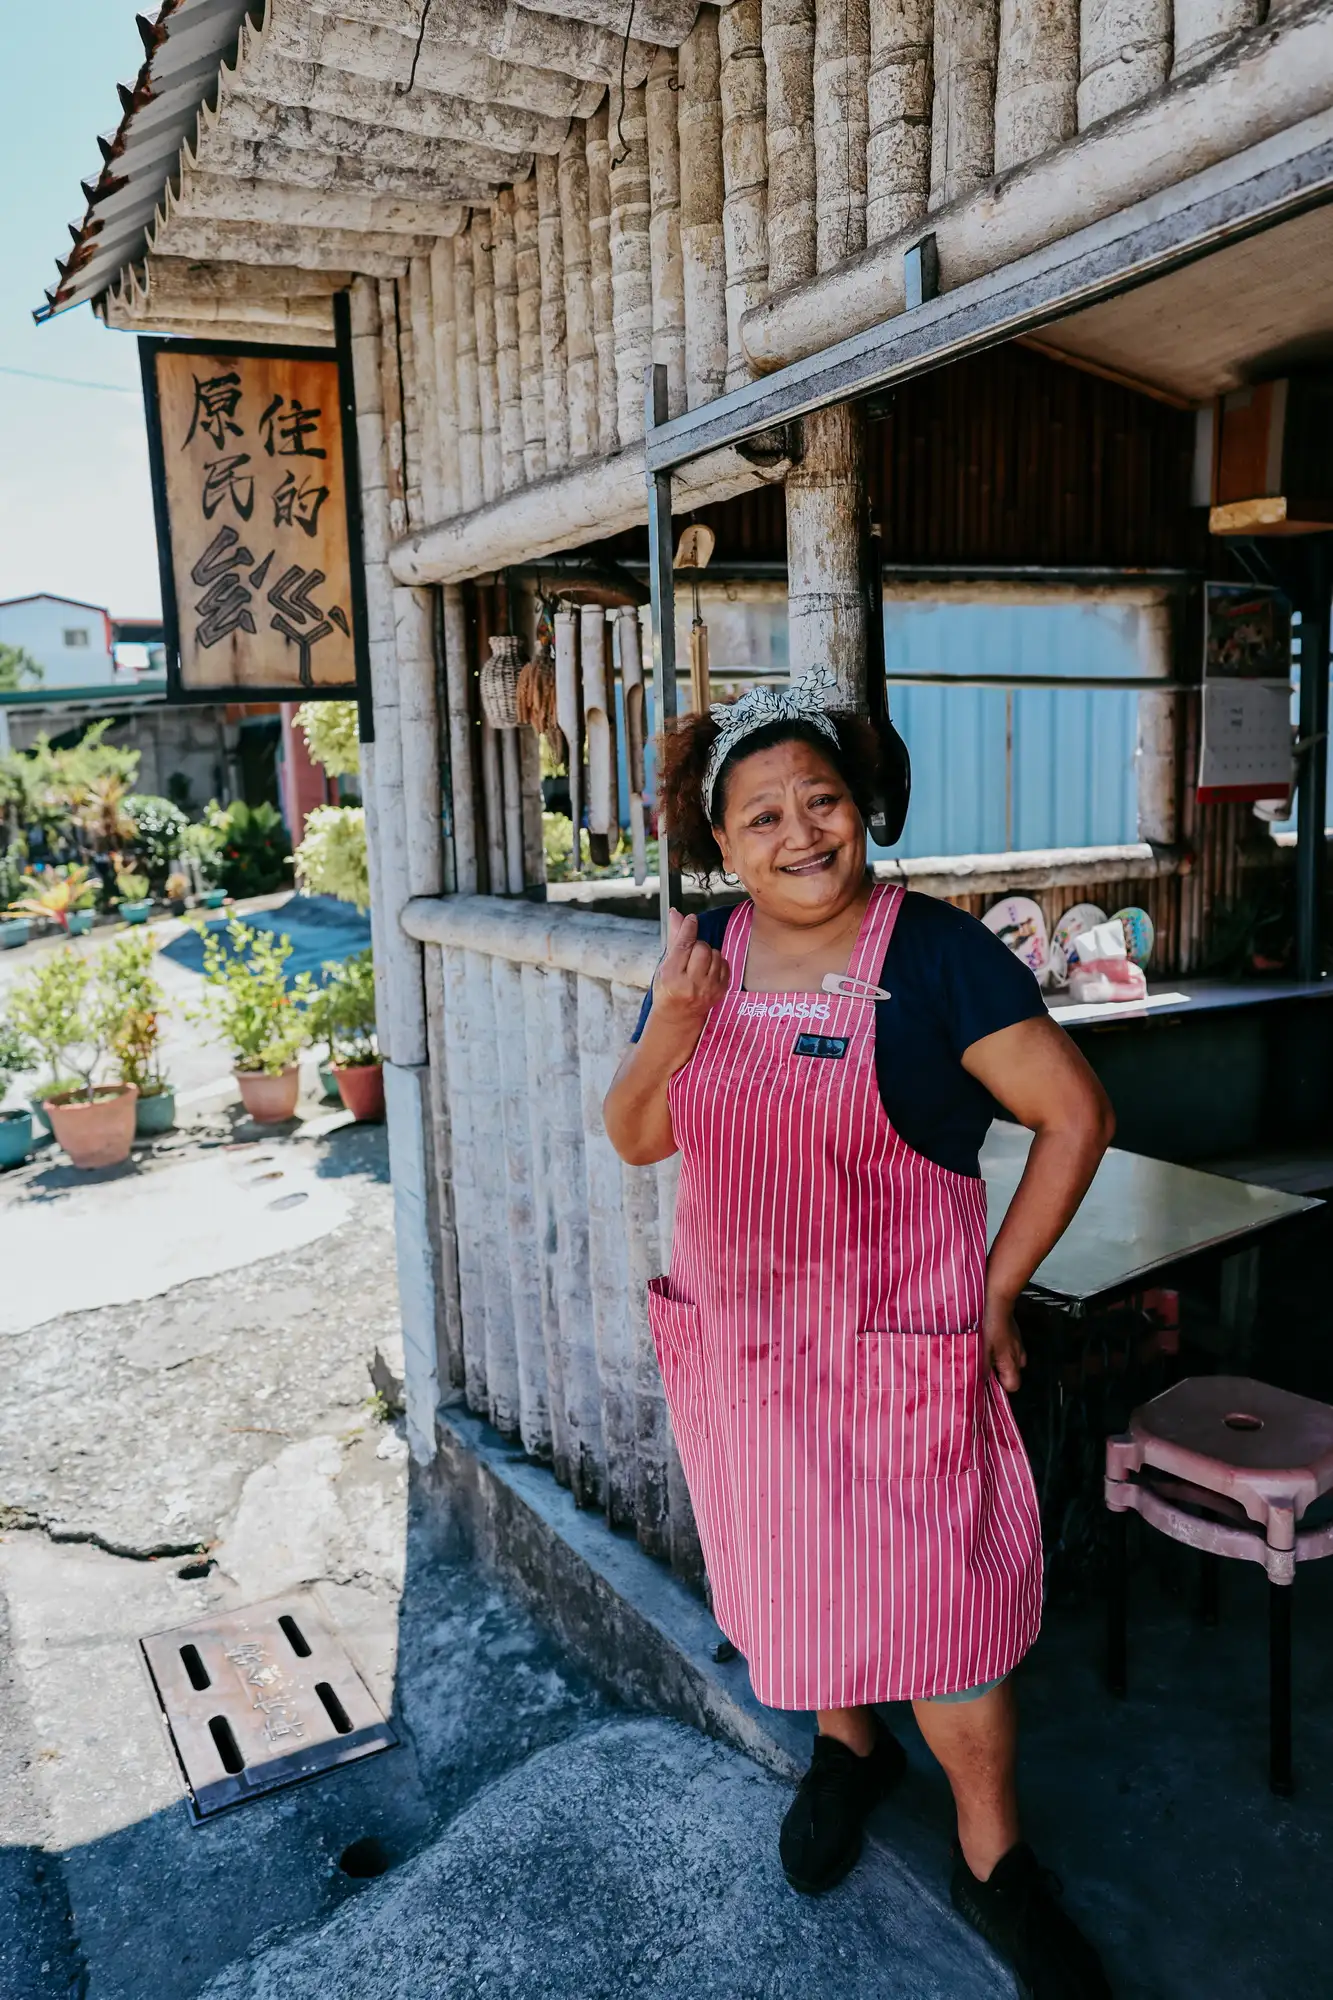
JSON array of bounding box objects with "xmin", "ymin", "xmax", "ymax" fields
[
  {"xmin": 0, "ymin": 643, "xmax": 42, "ymax": 693},
  {"xmin": 295, "ymin": 700, "xmax": 360, "ymax": 778},
  {"xmin": 292, "ymin": 804, "xmax": 369, "ymax": 910}
]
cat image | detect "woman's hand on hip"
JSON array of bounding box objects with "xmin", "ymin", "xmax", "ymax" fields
[
  {"xmin": 653, "ymin": 910, "xmax": 730, "ymax": 1028},
  {"xmin": 983, "ymin": 1295, "xmax": 1026, "ymax": 1394}
]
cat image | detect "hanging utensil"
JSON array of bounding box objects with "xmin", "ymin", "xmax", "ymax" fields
[
  {"xmin": 674, "ymin": 521, "xmax": 716, "ymax": 715},
  {"xmin": 618, "ymin": 605, "xmax": 648, "ymax": 886},
  {"xmin": 553, "ymin": 606, "xmax": 582, "ymax": 873},
  {"xmin": 581, "ymin": 602, "xmax": 618, "ymax": 868}
]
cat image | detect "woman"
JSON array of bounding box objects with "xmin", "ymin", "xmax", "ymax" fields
[{"xmin": 604, "ymin": 670, "xmax": 1115, "ymax": 1999}]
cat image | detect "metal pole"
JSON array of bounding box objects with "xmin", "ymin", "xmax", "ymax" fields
[
  {"xmin": 1295, "ymin": 537, "xmax": 1331, "ymax": 983},
  {"xmin": 645, "ymin": 363, "xmax": 681, "ymax": 942}
]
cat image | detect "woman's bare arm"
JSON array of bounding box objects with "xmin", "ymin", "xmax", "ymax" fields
[
  {"xmin": 603, "ymin": 912, "xmax": 730, "ymax": 1166},
  {"xmin": 962, "ymin": 1015, "xmax": 1115, "ymax": 1388}
]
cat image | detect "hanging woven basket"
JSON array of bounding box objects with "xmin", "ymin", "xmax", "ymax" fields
[{"xmin": 480, "ymin": 634, "xmax": 523, "ymax": 729}]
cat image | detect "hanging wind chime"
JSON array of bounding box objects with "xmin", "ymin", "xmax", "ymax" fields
[{"xmin": 674, "ymin": 521, "xmax": 716, "ymax": 715}]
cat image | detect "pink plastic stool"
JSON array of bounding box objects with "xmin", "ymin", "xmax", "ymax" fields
[{"xmin": 1105, "ymin": 1375, "xmax": 1333, "ymax": 1795}]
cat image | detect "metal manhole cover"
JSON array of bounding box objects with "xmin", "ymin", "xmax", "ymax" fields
[{"xmin": 140, "ymin": 1591, "xmax": 396, "ymax": 1822}]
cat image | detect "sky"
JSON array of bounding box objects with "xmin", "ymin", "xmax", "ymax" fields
[{"xmin": 0, "ymin": 4, "xmax": 163, "ymax": 618}]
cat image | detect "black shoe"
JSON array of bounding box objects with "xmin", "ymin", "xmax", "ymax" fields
[
  {"xmin": 779, "ymin": 1724, "xmax": 907, "ymax": 1895},
  {"xmin": 951, "ymin": 1842, "xmax": 1112, "ymax": 2000}
]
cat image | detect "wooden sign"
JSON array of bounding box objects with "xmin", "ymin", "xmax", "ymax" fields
[{"xmin": 140, "ymin": 336, "xmax": 365, "ymax": 701}]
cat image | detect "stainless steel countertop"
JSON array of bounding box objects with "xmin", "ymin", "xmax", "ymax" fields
[{"xmin": 981, "ymin": 1123, "xmax": 1321, "ymax": 1305}]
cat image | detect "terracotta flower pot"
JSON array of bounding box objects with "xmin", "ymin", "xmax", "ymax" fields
[
  {"xmin": 335, "ymin": 1061, "xmax": 385, "ymax": 1123},
  {"xmin": 235, "ymin": 1066, "xmax": 300, "ymax": 1123},
  {"xmin": 44, "ymin": 1084, "xmax": 138, "ymax": 1169}
]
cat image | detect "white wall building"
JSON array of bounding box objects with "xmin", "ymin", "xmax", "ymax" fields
[{"xmin": 0, "ymin": 594, "xmax": 117, "ymax": 690}]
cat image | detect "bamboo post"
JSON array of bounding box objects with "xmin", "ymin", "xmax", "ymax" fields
[
  {"xmin": 678, "ymin": 5, "xmax": 729, "ymax": 410},
  {"xmin": 1077, "ymin": 0, "xmax": 1170, "ymax": 128},
  {"xmin": 522, "ymin": 961, "xmax": 571, "ymax": 1484},
  {"xmin": 646, "ymin": 50, "xmax": 687, "ymax": 421},
  {"xmin": 377, "ymin": 279, "xmax": 407, "ymax": 543},
  {"xmin": 618, "ymin": 606, "xmax": 649, "ymax": 885},
  {"xmin": 554, "ymin": 607, "xmax": 582, "ymax": 872},
  {"xmin": 610, "ymin": 982, "xmax": 671, "ymax": 1562},
  {"xmin": 929, "ymin": 0, "xmax": 999, "ymax": 210},
  {"xmin": 1173, "ymin": 0, "xmax": 1261, "ymax": 75},
  {"xmin": 536, "ymin": 154, "xmax": 570, "ymax": 474},
  {"xmin": 994, "ymin": 0, "xmax": 1079, "ymax": 170},
  {"xmin": 815, "ymin": 0, "xmax": 870, "ymax": 268},
  {"xmin": 609, "ymin": 81, "xmax": 654, "ymax": 448},
  {"xmin": 349, "ymin": 276, "xmax": 426, "ymax": 1068},
  {"xmin": 393, "ymin": 586, "xmax": 444, "ymax": 901},
  {"xmin": 578, "ymin": 975, "xmax": 638, "ymax": 1530},
  {"xmin": 407, "ymin": 254, "xmax": 443, "ymax": 524},
  {"xmin": 492, "ymin": 190, "xmax": 526, "ymax": 494},
  {"xmin": 398, "ymin": 271, "xmax": 424, "ymax": 534},
  {"xmin": 441, "ymin": 583, "xmax": 479, "ymax": 893},
  {"xmin": 480, "ymin": 719, "xmax": 506, "ymax": 894},
  {"xmin": 543, "ymin": 965, "xmax": 605, "ymax": 1510},
  {"xmin": 719, "ymin": 0, "xmax": 769, "ymax": 387},
  {"xmin": 787, "ymin": 401, "xmax": 868, "ymax": 703},
  {"xmin": 501, "ymin": 727, "xmax": 525, "ymax": 894},
  {"xmin": 439, "ymin": 943, "xmax": 488, "ymax": 1412},
  {"xmin": 586, "ymin": 100, "xmax": 619, "ymax": 456},
  {"xmin": 453, "ymin": 227, "xmax": 483, "ymax": 513},
  {"xmin": 581, "ymin": 603, "xmax": 619, "ymax": 864},
  {"xmin": 763, "ymin": 0, "xmax": 818, "ymax": 289},
  {"xmin": 492, "ymin": 952, "xmax": 550, "ymax": 1457},
  {"xmin": 866, "ymin": 0, "xmax": 934, "ymax": 244},
  {"xmin": 421, "ymin": 945, "xmax": 465, "ymax": 1400},
  {"xmin": 559, "ymin": 122, "xmax": 601, "ymax": 462},
  {"xmin": 428, "ymin": 239, "xmax": 461, "ymax": 519},
  {"xmin": 471, "ymin": 207, "xmax": 502, "ymax": 504},
  {"xmin": 513, "ymin": 173, "xmax": 548, "ymax": 484},
  {"xmin": 465, "ymin": 948, "xmax": 523, "ymax": 1436}
]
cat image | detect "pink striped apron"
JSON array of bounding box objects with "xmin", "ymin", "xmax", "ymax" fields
[{"xmin": 647, "ymin": 882, "xmax": 1043, "ymax": 1710}]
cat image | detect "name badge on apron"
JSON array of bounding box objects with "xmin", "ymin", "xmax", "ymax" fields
[{"xmin": 793, "ymin": 1033, "xmax": 848, "ymax": 1060}]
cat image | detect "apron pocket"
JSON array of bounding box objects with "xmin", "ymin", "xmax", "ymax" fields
[
  {"xmin": 647, "ymin": 1279, "xmax": 709, "ymax": 1445},
  {"xmin": 851, "ymin": 1327, "xmax": 980, "ymax": 1481}
]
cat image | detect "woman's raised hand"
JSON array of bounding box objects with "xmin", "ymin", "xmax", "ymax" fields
[{"xmin": 653, "ymin": 910, "xmax": 730, "ymax": 1026}]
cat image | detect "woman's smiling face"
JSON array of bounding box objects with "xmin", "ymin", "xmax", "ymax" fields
[{"xmin": 714, "ymin": 735, "xmax": 867, "ymax": 926}]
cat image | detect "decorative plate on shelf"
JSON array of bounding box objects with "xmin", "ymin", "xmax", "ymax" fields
[
  {"xmin": 1112, "ymin": 906, "xmax": 1155, "ymax": 967},
  {"xmin": 1049, "ymin": 903, "xmax": 1109, "ymax": 985},
  {"xmin": 982, "ymin": 896, "xmax": 1049, "ymax": 981}
]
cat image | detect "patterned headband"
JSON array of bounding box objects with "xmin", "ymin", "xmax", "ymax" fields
[{"xmin": 702, "ymin": 664, "xmax": 841, "ymax": 818}]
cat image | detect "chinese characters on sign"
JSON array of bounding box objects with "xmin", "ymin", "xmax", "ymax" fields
[{"xmin": 146, "ymin": 343, "xmax": 358, "ymax": 695}]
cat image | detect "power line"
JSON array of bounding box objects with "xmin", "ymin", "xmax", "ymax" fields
[{"xmin": 0, "ymin": 365, "xmax": 138, "ymax": 395}]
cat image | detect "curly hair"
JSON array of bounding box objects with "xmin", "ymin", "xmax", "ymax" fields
[{"xmin": 656, "ymin": 704, "xmax": 886, "ymax": 878}]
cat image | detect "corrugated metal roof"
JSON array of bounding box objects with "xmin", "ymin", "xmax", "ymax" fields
[{"xmin": 34, "ymin": 0, "xmax": 257, "ymax": 321}]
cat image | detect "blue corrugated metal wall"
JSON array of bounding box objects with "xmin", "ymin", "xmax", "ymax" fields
[{"xmin": 875, "ymin": 601, "xmax": 1145, "ymax": 858}]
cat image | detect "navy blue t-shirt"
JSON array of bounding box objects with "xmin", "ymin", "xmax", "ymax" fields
[{"xmin": 631, "ymin": 891, "xmax": 1045, "ymax": 1178}]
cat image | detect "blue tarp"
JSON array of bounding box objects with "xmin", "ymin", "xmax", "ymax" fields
[{"xmin": 160, "ymin": 894, "xmax": 372, "ymax": 986}]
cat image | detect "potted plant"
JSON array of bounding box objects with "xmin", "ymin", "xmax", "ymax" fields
[
  {"xmin": 6, "ymin": 948, "xmax": 137, "ymax": 1168},
  {"xmin": 326, "ymin": 948, "xmax": 383, "ymax": 1122},
  {"xmin": 192, "ymin": 917, "xmax": 310, "ymax": 1123},
  {"xmin": 115, "ymin": 868, "xmax": 153, "ymax": 924},
  {"xmin": 0, "ymin": 1018, "xmax": 35, "ymax": 1170},
  {"xmin": 5, "ymin": 949, "xmax": 87, "ymax": 1134},
  {"xmin": 164, "ymin": 868, "xmax": 191, "ymax": 916},
  {"xmin": 179, "ymin": 820, "xmax": 227, "ymax": 906},
  {"xmin": 7, "ymin": 862, "xmax": 98, "ymax": 936},
  {"xmin": 302, "ymin": 975, "xmax": 346, "ymax": 1102},
  {"xmin": 103, "ymin": 931, "xmax": 175, "ymax": 1136}
]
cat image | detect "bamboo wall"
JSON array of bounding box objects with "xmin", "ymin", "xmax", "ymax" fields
[{"xmin": 404, "ymin": 898, "xmax": 705, "ymax": 1586}]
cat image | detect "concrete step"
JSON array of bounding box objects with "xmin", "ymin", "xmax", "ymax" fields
[{"xmin": 199, "ymin": 1716, "xmax": 1008, "ymax": 2000}]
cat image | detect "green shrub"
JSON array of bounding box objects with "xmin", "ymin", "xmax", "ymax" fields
[
  {"xmin": 295, "ymin": 701, "xmax": 360, "ymax": 778},
  {"xmin": 191, "ymin": 917, "xmax": 311, "ymax": 1074},
  {"xmin": 306, "ymin": 947, "xmax": 377, "ymax": 1064},
  {"xmin": 204, "ymin": 800, "xmax": 291, "ymax": 898},
  {"xmin": 292, "ymin": 805, "xmax": 368, "ymax": 910},
  {"xmin": 125, "ymin": 794, "xmax": 189, "ymax": 888}
]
